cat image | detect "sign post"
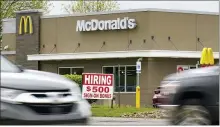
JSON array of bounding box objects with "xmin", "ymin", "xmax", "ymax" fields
[
  {"xmin": 82, "ymin": 73, "xmax": 114, "ymax": 100},
  {"xmin": 136, "ymin": 58, "xmax": 142, "ymax": 109}
]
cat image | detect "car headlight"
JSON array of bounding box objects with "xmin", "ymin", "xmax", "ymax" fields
[
  {"xmin": 70, "ymin": 85, "xmax": 82, "ymax": 100},
  {"xmin": 160, "ymin": 81, "xmax": 180, "ymax": 96},
  {"xmin": 1, "ymin": 88, "xmax": 25, "ymax": 100}
]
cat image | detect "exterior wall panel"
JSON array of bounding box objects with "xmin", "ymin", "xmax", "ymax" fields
[
  {"xmin": 196, "ymin": 15, "xmax": 219, "ymax": 52},
  {"xmin": 2, "ymin": 34, "xmax": 16, "ymax": 51},
  {"xmin": 148, "ymin": 12, "xmax": 197, "ymax": 51},
  {"xmin": 40, "ymin": 18, "xmax": 57, "ymax": 54}
]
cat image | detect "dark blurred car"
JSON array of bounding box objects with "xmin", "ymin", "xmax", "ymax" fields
[
  {"xmin": 152, "ymin": 86, "xmax": 161, "ymax": 108},
  {"xmin": 158, "ymin": 66, "xmax": 219, "ymax": 125}
]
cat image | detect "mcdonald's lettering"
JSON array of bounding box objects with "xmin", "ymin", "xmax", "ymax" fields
[{"xmin": 19, "ymin": 16, "xmax": 33, "ymax": 35}]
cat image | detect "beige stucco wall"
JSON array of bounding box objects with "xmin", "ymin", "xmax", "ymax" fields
[
  {"xmin": 2, "ymin": 34, "xmax": 16, "ymax": 51},
  {"xmin": 40, "ymin": 11, "xmax": 219, "ymax": 54}
]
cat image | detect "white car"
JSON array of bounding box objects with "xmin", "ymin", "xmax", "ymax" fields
[{"xmin": 0, "ymin": 55, "xmax": 91, "ymax": 125}]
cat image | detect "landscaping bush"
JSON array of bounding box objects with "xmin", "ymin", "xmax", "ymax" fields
[
  {"xmin": 64, "ymin": 74, "xmax": 82, "ymax": 90},
  {"xmin": 63, "ymin": 74, "xmax": 97, "ymax": 104}
]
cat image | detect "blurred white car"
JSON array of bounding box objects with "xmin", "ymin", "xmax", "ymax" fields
[{"xmin": 0, "ymin": 55, "xmax": 91, "ymax": 125}]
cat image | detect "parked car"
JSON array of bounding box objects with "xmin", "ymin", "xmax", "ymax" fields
[
  {"xmin": 152, "ymin": 86, "xmax": 161, "ymax": 108},
  {"xmin": 158, "ymin": 66, "xmax": 219, "ymax": 125},
  {"xmin": 0, "ymin": 55, "xmax": 91, "ymax": 125}
]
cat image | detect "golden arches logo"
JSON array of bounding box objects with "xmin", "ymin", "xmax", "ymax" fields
[
  {"xmin": 19, "ymin": 16, "xmax": 33, "ymax": 35},
  {"xmin": 200, "ymin": 47, "xmax": 214, "ymax": 66}
]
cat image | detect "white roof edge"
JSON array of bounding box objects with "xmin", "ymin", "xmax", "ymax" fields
[
  {"xmin": 27, "ymin": 50, "xmax": 219, "ymax": 61},
  {"xmin": 2, "ymin": 18, "xmax": 16, "ymax": 22},
  {"xmin": 15, "ymin": 9, "xmax": 44, "ymax": 14},
  {"xmin": 1, "ymin": 51, "xmax": 16, "ymax": 55},
  {"xmin": 41, "ymin": 8, "xmax": 218, "ymax": 19}
]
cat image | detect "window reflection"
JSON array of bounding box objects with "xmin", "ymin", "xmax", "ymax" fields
[
  {"xmin": 59, "ymin": 68, "xmax": 70, "ymax": 75},
  {"xmin": 126, "ymin": 66, "xmax": 136, "ymax": 92},
  {"xmin": 102, "ymin": 65, "xmax": 136, "ymax": 92},
  {"xmin": 115, "ymin": 66, "xmax": 125, "ymax": 92},
  {"xmin": 59, "ymin": 67, "xmax": 84, "ymax": 75},
  {"xmin": 71, "ymin": 68, "xmax": 83, "ymax": 75}
]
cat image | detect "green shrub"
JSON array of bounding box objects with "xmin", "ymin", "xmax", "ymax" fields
[
  {"xmin": 63, "ymin": 74, "xmax": 97, "ymax": 104},
  {"xmin": 64, "ymin": 74, "xmax": 82, "ymax": 90}
]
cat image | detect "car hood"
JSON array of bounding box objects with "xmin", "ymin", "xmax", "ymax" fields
[
  {"xmin": 164, "ymin": 66, "xmax": 219, "ymax": 81},
  {"xmin": 1, "ymin": 69, "xmax": 78, "ymax": 91}
]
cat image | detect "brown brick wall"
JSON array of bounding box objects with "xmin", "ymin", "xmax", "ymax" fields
[{"xmin": 15, "ymin": 10, "xmax": 42, "ymax": 70}]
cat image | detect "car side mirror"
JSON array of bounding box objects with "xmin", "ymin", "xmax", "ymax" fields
[{"xmin": 17, "ymin": 65, "xmax": 24, "ymax": 71}]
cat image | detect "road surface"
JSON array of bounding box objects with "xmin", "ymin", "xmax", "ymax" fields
[
  {"xmin": 1, "ymin": 117, "xmax": 169, "ymax": 126},
  {"xmin": 88, "ymin": 117, "xmax": 169, "ymax": 126}
]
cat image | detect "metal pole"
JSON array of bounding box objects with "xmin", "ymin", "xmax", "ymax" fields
[
  {"xmin": 136, "ymin": 58, "xmax": 142, "ymax": 109},
  {"xmin": 136, "ymin": 72, "xmax": 139, "ymax": 87},
  {"xmin": 118, "ymin": 64, "xmax": 121, "ymax": 108}
]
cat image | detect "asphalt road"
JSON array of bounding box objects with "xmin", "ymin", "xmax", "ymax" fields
[
  {"xmin": 88, "ymin": 117, "xmax": 169, "ymax": 126},
  {"xmin": 1, "ymin": 117, "xmax": 169, "ymax": 126}
]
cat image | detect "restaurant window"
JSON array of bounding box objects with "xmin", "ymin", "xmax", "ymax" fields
[
  {"xmin": 58, "ymin": 67, "xmax": 84, "ymax": 75},
  {"xmin": 102, "ymin": 65, "xmax": 136, "ymax": 93}
]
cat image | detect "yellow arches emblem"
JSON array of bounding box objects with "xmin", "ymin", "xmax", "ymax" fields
[
  {"xmin": 19, "ymin": 16, "xmax": 33, "ymax": 35},
  {"xmin": 200, "ymin": 47, "xmax": 214, "ymax": 66}
]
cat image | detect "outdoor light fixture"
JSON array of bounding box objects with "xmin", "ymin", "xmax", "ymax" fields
[
  {"xmin": 151, "ymin": 36, "xmax": 154, "ymax": 40},
  {"xmin": 197, "ymin": 37, "xmax": 205, "ymax": 47},
  {"xmin": 42, "ymin": 45, "xmax": 45, "ymax": 48},
  {"xmin": 49, "ymin": 44, "xmax": 57, "ymax": 53},
  {"xmin": 78, "ymin": 43, "xmax": 81, "ymax": 47},
  {"xmin": 168, "ymin": 36, "xmax": 171, "ymax": 41},
  {"xmin": 99, "ymin": 41, "xmax": 106, "ymax": 51},
  {"xmin": 143, "ymin": 39, "xmax": 146, "ymax": 43},
  {"xmin": 129, "ymin": 40, "xmax": 132, "ymax": 44}
]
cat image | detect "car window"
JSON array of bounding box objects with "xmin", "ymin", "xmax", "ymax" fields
[{"xmin": 1, "ymin": 56, "xmax": 20, "ymax": 72}]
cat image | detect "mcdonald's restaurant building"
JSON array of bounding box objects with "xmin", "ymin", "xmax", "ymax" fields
[{"xmin": 1, "ymin": 9, "xmax": 219, "ymax": 106}]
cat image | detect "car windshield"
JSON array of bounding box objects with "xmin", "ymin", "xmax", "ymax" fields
[{"xmin": 1, "ymin": 55, "xmax": 21, "ymax": 73}]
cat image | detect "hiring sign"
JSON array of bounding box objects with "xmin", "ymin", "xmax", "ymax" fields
[{"xmin": 82, "ymin": 73, "xmax": 114, "ymax": 99}]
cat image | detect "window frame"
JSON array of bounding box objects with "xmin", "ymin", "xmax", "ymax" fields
[
  {"xmin": 102, "ymin": 65, "xmax": 136, "ymax": 94},
  {"xmin": 58, "ymin": 66, "xmax": 84, "ymax": 75}
]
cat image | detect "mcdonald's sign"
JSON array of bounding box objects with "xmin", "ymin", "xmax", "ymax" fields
[
  {"xmin": 19, "ymin": 16, "xmax": 33, "ymax": 35},
  {"xmin": 200, "ymin": 47, "xmax": 214, "ymax": 67}
]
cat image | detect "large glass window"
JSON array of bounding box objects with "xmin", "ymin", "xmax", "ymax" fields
[
  {"xmin": 58, "ymin": 67, "xmax": 84, "ymax": 75},
  {"xmin": 103, "ymin": 67, "xmax": 114, "ymax": 74},
  {"xmin": 126, "ymin": 66, "xmax": 136, "ymax": 92},
  {"xmin": 102, "ymin": 65, "xmax": 136, "ymax": 93},
  {"xmin": 71, "ymin": 68, "xmax": 83, "ymax": 75},
  {"xmin": 115, "ymin": 66, "xmax": 125, "ymax": 92}
]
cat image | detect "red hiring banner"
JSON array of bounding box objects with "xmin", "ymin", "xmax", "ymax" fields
[{"xmin": 82, "ymin": 73, "xmax": 114, "ymax": 100}]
